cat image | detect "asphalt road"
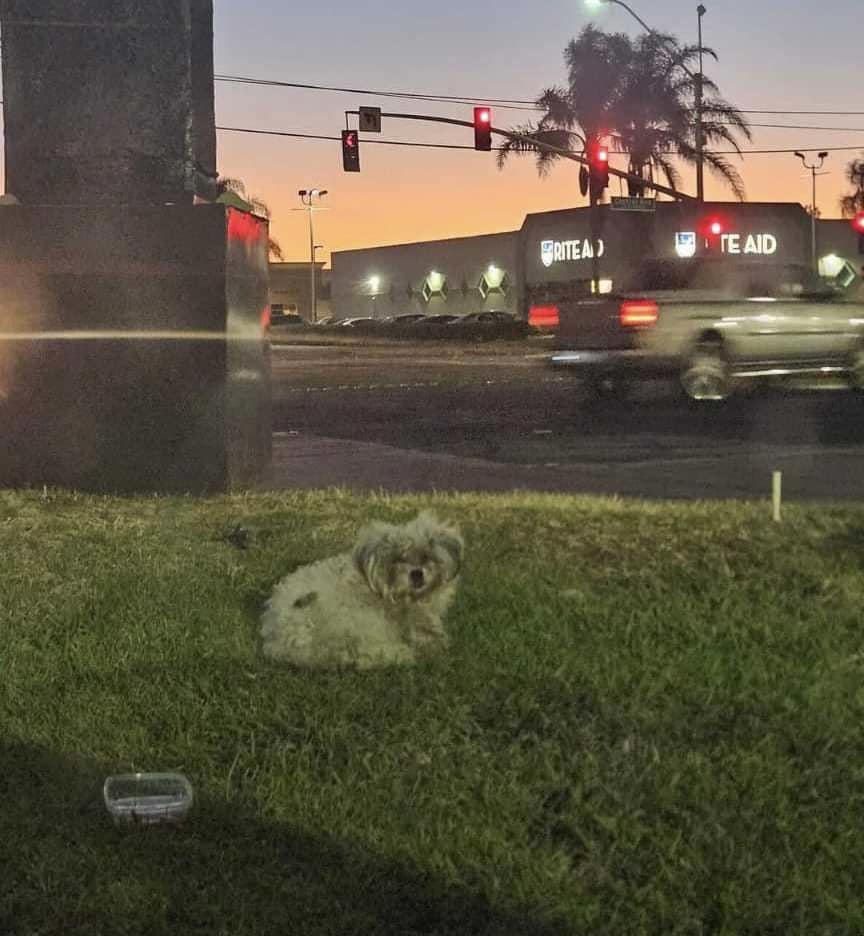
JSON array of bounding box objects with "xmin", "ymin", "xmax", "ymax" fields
[{"xmin": 267, "ymin": 342, "xmax": 864, "ymax": 501}]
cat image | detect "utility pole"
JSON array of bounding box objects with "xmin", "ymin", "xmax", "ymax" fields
[
  {"xmin": 794, "ymin": 152, "xmax": 828, "ymax": 271},
  {"xmin": 696, "ymin": 5, "xmax": 706, "ymax": 202},
  {"xmin": 587, "ymin": 0, "xmax": 707, "ymax": 203},
  {"xmin": 298, "ymin": 188, "xmax": 327, "ymax": 322}
]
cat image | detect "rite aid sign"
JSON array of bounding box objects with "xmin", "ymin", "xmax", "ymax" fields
[
  {"xmin": 541, "ymin": 238, "xmax": 605, "ymax": 267},
  {"xmin": 675, "ymin": 231, "xmax": 778, "ymax": 259}
]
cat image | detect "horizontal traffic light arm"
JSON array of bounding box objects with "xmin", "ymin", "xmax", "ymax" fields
[{"xmin": 345, "ymin": 109, "xmax": 697, "ymax": 202}]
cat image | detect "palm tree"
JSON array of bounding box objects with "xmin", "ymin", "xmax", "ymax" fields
[
  {"xmin": 840, "ymin": 155, "xmax": 864, "ymax": 217},
  {"xmin": 498, "ymin": 25, "xmax": 751, "ymax": 200},
  {"xmin": 216, "ymin": 177, "xmax": 284, "ymax": 260}
]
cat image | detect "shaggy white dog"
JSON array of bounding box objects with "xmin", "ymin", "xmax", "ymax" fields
[{"xmin": 260, "ymin": 511, "xmax": 464, "ymax": 669}]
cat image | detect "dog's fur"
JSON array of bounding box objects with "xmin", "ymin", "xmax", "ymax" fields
[{"xmin": 260, "ymin": 511, "xmax": 463, "ymax": 668}]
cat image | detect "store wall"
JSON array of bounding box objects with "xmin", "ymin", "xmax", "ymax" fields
[{"xmin": 331, "ymin": 232, "xmax": 520, "ymax": 320}]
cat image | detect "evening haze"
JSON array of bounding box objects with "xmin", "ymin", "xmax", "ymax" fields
[{"xmin": 5, "ymin": 2, "xmax": 861, "ymax": 263}]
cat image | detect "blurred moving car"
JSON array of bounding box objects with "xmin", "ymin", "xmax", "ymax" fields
[
  {"xmin": 528, "ymin": 305, "xmax": 560, "ymax": 331},
  {"xmin": 551, "ymin": 257, "xmax": 864, "ymax": 402}
]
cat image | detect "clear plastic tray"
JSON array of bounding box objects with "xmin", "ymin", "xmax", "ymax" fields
[{"xmin": 103, "ymin": 773, "xmax": 194, "ymax": 827}]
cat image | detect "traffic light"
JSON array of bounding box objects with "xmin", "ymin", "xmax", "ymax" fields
[
  {"xmin": 702, "ymin": 216, "xmax": 724, "ymax": 252},
  {"xmin": 342, "ymin": 129, "xmax": 360, "ymax": 172},
  {"xmin": 853, "ymin": 212, "xmax": 864, "ymax": 254},
  {"xmin": 473, "ymin": 107, "xmax": 492, "ymax": 151},
  {"xmin": 587, "ymin": 141, "xmax": 610, "ymax": 198}
]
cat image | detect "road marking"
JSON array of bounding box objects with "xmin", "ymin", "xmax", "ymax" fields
[{"xmin": 280, "ymin": 376, "xmax": 568, "ymax": 395}]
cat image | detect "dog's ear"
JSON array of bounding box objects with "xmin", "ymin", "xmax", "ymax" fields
[
  {"xmin": 412, "ymin": 512, "xmax": 463, "ymax": 578},
  {"xmin": 353, "ymin": 522, "xmax": 392, "ymax": 596}
]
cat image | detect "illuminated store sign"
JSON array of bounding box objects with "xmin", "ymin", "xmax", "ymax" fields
[
  {"xmin": 721, "ymin": 233, "xmax": 777, "ymax": 255},
  {"xmin": 675, "ymin": 231, "xmax": 779, "ymax": 258},
  {"xmin": 541, "ymin": 238, "xmax": 605, "ymax": 268}
]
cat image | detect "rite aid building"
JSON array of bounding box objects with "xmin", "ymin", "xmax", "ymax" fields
[{"xmin": 330, "ymin": 201, "xmax": 864, "ymax": 320}]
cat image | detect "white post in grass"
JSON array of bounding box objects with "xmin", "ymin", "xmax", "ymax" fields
[{"xmin": 772, "ymin": 471, "xmax": 783, "ymax": 523}]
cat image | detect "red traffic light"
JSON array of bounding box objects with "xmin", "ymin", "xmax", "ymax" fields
[
  {"xmin": 853, "ymin": 212, "xmax": 864, "ymax": 233},
  {"xmin": 342, "ymin": 129, "xmax": 360, "ymax": 172},
  {"xmin": 700, "ymin": 217, "xmax": 724, "ymax": 237},
  {"xmin": 587, "ymin": 140, "xmax": 610, "ymax": 196},
  {"xmin": 473, "ymin": 106, "xmax": 493, "ymax": 151}
]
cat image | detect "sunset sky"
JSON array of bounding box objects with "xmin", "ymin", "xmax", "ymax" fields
[
  {"xmin": 211, "ymin": 0, "xmax": 863, "ymax": 265},
  {"xmin": 4, "ymin": 2, "xmax": 862, "ymax": 264}
]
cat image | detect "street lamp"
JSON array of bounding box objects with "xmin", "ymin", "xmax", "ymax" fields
[
  {"xmin": 585, "ymin": 0, "xmax": 707, "ymax": 202},
  {"xmin": 298, "ymin": 188, "xmax": 328, "ymax": 323},
  {"xmin": 584, "ymin": 0, "xmax": 652, "ymax": 33},
  {"xmin": 794, "ymin": 152, "xmax": 829, "ymax": 271}
]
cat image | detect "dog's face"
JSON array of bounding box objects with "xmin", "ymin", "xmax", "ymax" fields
[{"xmin": 353, "ymin": 511, "xmax": 463, "ymax": 603}]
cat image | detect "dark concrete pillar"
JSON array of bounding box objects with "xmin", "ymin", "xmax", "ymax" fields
[
  {"xmin": 0, "ymin": 0, "xmax": 216, "ymax": 205},
  {"xmin": 0, "ymin": 0, "xmax": 272, "ymax": 493}
]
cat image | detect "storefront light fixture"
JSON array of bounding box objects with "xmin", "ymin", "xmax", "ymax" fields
[
  {"xmin": 819, "ymin": 254, "xmax": 844, "ymax": 278},
  {"xmin": 818, "ymin": 254, "xmax": 857, "ymax": 289}
]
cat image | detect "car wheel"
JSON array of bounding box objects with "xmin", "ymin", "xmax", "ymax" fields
[{"xmin": 681, "ymin": 343, "xmax": 733, "ymax": 402}]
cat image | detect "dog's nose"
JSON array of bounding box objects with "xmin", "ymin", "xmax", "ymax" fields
[{"xmin": 410, "ymin": 568, "xmax": 425, "ymax": 589}]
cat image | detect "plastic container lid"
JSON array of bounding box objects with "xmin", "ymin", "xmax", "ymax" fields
[{"xmin": 103, "ymin": 773, "xmax": 194, "ymax": 827}]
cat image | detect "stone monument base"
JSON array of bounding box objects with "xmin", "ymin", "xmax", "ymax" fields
[{"xmin": 0, "ymin": 204, "xmax": 271, "ymax": 494}]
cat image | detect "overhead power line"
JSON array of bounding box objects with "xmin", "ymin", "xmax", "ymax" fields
[
  {"xmin": 215, "ymin": 75, "xmax": 538, "ymax": 111},
  {"xmin": 215, "ymin": 124, "xmax": 864, "ymax": 157},
  {"xmin": 215, "ymin": 73, "xmax": 864, "ymax": 121},
  {"xmin": 217, "ymin": 125, "xmax": 483, "ymax": 150}
]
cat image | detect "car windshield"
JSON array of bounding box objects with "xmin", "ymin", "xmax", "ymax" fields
[{"xmin": 4, "ymin": 4, "xmax": 862, "ymax": 935}]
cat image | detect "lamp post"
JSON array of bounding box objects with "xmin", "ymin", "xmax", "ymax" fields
[
  {"xmin": 585, "ymin": 0, "xmax": 706, "ymax": 202},
  {"xmin": 696, "ymin": 5, "xmax": 706, "ymax": 202},
  {"xmin": 298, "ymin": 188, "xmax": 328, "ymax": 323},
  {"xmin": 794, "ymin": 152, "xmax": 829, "ymax": 271}
]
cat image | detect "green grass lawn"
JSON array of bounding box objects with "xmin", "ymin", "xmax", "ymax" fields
[{"xmin": 1, "ymin": 489, "xmax": 863, "ymax": 935}]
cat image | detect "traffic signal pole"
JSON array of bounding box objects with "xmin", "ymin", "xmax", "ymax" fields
[
  {"xmin": 343, "ymin": 110, "xmax": 698, "ymax": 202},
  {"xmin": 344, "ymin": 109, "xmax": 697, "ymax": 300}
]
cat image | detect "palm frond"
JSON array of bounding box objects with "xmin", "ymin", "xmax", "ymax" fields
[
  {"xmin": 496, "ymin": 125, "xmax": 581, "ymax": 173},
  {"xmin": 703, "ymin": 152, "xmax": 747, "ymax": 201}
]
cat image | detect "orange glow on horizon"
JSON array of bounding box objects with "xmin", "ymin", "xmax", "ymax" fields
[{"xmin": 223, "ymin": 140, "xmax": 855, "ymax": 267}]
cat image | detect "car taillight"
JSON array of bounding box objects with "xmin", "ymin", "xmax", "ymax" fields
[
  {"xmin": 528, "ymin": 305, "xmax": 559, "ymax": 329},
  {"xmin": 620, "ymin": 299, "xmax": 659, "ymax": 327}
]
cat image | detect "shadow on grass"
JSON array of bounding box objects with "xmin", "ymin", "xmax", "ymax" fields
[{"xmin": 0, "ymin": 740, "xmax": 575, "ymax": 936}]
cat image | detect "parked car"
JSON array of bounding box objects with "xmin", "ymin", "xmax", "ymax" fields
[
  {"xmin": 413, "ymin": 314, "xmax": 460, "ymax": 326},
  {"xmin": 381, "ymin": 313, "xmax": 427, "ymax": 325},
  {"xmin": 551, "ymin": 257, "xmax": 863, "ymax": 402},
  {"xmin": 270, "ymin": 310, "xmax": 306, "ymax": 327},
  {"xmin": 450, "ymin": 310, "xmax": 528, "ymax": 339},
  {"xmin": 337, "ymin": 317, "xmax": 380, "ymax": 331},
  {"xmin": 452, "ymin": 310, "xmax": 521, "ymax": 326},
  {"xmin": 313, "ymin": 315, "xmax": 335, "ymax": 327}
]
